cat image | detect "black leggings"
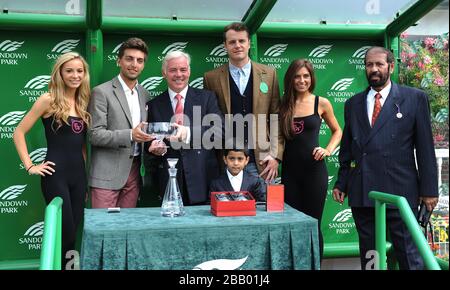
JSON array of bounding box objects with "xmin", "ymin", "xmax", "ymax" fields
[
  {"xmin": 282, "ymin": 163, "xmax": 328, "ymax": 261},
  {"xmin": 42, "ymin": 173, "xmax": 86, "ymax": 268}
]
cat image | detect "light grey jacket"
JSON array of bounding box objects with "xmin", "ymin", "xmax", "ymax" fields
[{"xmin": 88, "ymin": 76, "xmax": 150, "ymax": 189}]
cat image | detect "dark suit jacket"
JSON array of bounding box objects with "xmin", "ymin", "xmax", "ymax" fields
[
  {"xmin": 145, "ymin": 87, "xmax": 224, "ymax": 204},
  {"xmin": 334, "ymin": 82, "xmax": 438, "ymax": 208},
  {"xmin": 209, "ymin": 171, "xmax": 264, "ymax": 202}
]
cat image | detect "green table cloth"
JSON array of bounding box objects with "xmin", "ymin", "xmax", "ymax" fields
[{"xmin": 80, "ymin": 204, "xmax": 320, "ymax": 270}]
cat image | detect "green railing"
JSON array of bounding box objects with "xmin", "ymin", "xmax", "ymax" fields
[
  {"xmin": 369, "ymin": 191, "xmax": 441, "ymax": 270},
  {"xmin": 39, "ymin": 197, "xmax": 63, "ymax": 270}
]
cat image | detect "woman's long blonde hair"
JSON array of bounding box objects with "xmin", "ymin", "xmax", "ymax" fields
[{"xmin": 48, "ymin": 52, "xmax": 91, "ymax": 130}]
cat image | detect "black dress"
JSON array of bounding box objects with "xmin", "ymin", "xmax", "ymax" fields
[
  {"xmin": 281, "ymin": 96, "xmax": 328, "ymax": 260},
  {"xmin": 41, "ymin": 115, "xmax": 87, "ymax": 265}
]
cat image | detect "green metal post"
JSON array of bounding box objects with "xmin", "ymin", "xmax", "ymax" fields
[
  {"xmin": 387, "ymin": 36, "xmax": 400, "ymax": 83},
  {"xmin": 86, "ymin": 30, "xmax": 103, "ymax": 87},
  {"xmin": 250, "ymin": 34, "xmax": 258, "ymax": 62},
  {"xmin": 369, "ymin": 191, "xmax": 441, "ymax": 270},
  {"xmin": 40, "ymin": 197, "xmax": 63, "ymax": 270},
  {"xmin": 243, "ymin": 0, "xmax": 278, "ymax": 35},
  {"xmin": 375, "ymin": 200, "xmax": 387, "ymax": 270},
  {"xmin": 86, "ymin": 0, "xmax": 102, "ymax": 30},
  {"xmin": 86, "ymin": 0, "xmax": 103, "ymax": 88}
]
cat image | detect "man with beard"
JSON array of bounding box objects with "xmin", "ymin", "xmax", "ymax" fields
[
  {"xmin": 332, "ymin": 46, "xmax": 438, "ymax": 270},
  {"xmin": 88, "ymin": 38, "xmax": 152, "ymax": 208}
]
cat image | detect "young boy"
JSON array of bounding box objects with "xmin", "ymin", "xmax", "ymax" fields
[{"xmin": 210, "ymin": 147, "xmax": 265, "ymax": 201}]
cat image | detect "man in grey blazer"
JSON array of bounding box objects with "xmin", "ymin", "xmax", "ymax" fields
[{"xmin": 88, "ymin": 37, "xmax": 152, "ymax": 208}]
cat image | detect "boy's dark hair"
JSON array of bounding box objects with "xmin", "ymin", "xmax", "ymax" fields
[
  {"xmin": 223, "ymin": 22, "xmax": 250, "ymax": 42},
  {"xmin": 223, "ymin": 138, "xmax": 249, "ymax": 157},
  {"xmin": 118, "ymin": 37, "xmax": 148, "ymax": 61}
]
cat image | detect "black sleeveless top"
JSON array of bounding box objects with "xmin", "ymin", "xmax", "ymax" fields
[
  {"xmin": 42, "ymin": 115, "xmax": 86, "ymax": 172},
  {"xmin": 285, "ymin": 95, "xmax": 322, "ymax": 162}
]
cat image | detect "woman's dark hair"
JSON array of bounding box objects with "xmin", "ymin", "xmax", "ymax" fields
[{"xmin": 279, "ymin": 59, "xmax": 316, "ymax": 140}]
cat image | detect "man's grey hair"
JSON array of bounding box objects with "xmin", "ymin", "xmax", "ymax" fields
[{"xmin": 162, "ymin": 50, "xmax": 191, "ymax": 73}]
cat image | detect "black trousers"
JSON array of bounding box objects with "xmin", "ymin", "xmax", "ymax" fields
[{"xmin": 351, "ymin": 207, "xmax": 424, "ymax": 270}]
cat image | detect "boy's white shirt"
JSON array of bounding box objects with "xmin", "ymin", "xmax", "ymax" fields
[{"xmin": 226, "ymin": 169, "xmax": 243, "ymax": 192}]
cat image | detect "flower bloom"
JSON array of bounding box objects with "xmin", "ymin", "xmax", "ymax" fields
[
  {"xmin": 434, "ymin": 77, "xmax": 445, "ymax": 86},
  {"xmin": 424, "ymin": 37, "xmax": 435, "ymax": 47}
]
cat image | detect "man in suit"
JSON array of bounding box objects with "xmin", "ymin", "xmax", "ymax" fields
[
  {"xmin": 88, "ymin": 37, "xmax": 152, "ymax": 208},
  {"xmin": 203, "ymin": 22, "xmax": 284, "ymax": 199},
  {"xmin": 146, "ymin": 50, "xmax": 223, "ymax": 205},
  {"xmin": 333, "ymin": 46, "xmax": 439, "ymax": 270},
  {"xmin": 210, "ymin": 143, "xmax": 264, "ymax": 201}
]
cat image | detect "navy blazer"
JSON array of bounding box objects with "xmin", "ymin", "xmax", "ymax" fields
[
  {"xmin": 334, "ymin": 82, "xmax": 438, "ymax": 208},
  {"xmin": 145, "ymin": 87, "xmax": 224, "ymax": 204},
  {"xmin": 210, "ymin": 170, "xmax": 265, "ymax": 202}
]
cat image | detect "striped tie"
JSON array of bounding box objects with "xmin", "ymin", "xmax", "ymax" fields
[
  {"xmin": 174, "ymin": 94, "xmax": 183, "ymax": 125},
  {"xmin": 371, "ymin": 93, "xmax": 382, "ymax": 127}
]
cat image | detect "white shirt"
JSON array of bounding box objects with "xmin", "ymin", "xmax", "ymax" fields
[
  {"xmin": 118, "ymin": 74, "xmax": 141, "ymax": 156},
  {"xmin": 167, "ymin": 86, "xmax": 191, "ymax": 144},
  {"xmin": 229, "ymin": 61, "xmax": 251, "ymax": 95},
  {"xmin": 227, "ymin": 169, "xmax": 243, "ymax": 192},
  {"xmin": 168, "ymin": 86, "xmax": 188, "ymax": 112},
  {"xmin": 367, "ymin": 81, "xmax": 391, "ymax": 126}
]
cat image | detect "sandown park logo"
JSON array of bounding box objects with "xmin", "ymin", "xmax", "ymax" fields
[
  {"xmin": 205, "ymin": 43, "xmax": 228, "ymax": 67},
  {"xmin": 24, "ymin": 75, "xmax": 51, "ymax": 90},
  {"xmin": 259, "ymin": 44, "xmax": 290, "ymax": 69},
  {"xmin": 263, "ymin": 44, "xmax": 288, "ymax": 57},
  {"xmin": 348, "ymin": 46, "xmax": 370, "ymax": 70},
  {"xmin": 331, "ymin": 78, "xmax": 354, "ymax": 91},
  {"xmin": 141, "ymin": 76, "xmax": 165, "ymax": 98},
  {"xmin": 162, "ymin": 42, "xmax": 188, "ymax": 55},
  {"xmin": 141, "ymin": 77, "xmax": 164, "ymax": 91},
  {"xmin": 189, "ymin": 77, "xmax": 204, "ymax": 89},
  {"xmin": 0, "ymin": 185, "xmax": 27, "ymax": 201},
  {"xmin": 0, "ymin": 40, "xmax": 24, "ymax": 52},
  {"xmin": 106, "ymin": 42, "xmax": 123, "ymax": 62},
  {"xmin": 328, "ymin": 176, "xmax": 334, "ymax": 185},
  {"xmin": 20, "ymin": 221, "xmax": 44, "ymax": 250},
  {"xmin": 51, "ymin": 39, "xmax": 80, "ymax": 53},
  {"xmin": 193, "ymin": 256, "xmax": 248, "ymax": 270},
  {"xmin": 352, "ymin": 46, "xmax": 371, "ymax": 58},
  {"xmin": 308, "ymin": 45, "xmax": 333, "ymax": 58},
  {"xmin": 331, "ymin": 146, "xmax": 340, "ymax": 156},
  {"xmin": 24, "ymin": 221, "xmax": 44, "ymax": 237},
  {"xmin": 0, "ymin": 111, "xmax": 26, "ymax": 126},
  {"xmin": 332, "ymin": 209, "xmax": 353, "ymax": 222},
  {"xmin": 209, "ymin": 44, "xmax": 227, "ymax": 57},
  {"xmin": 0, "ymin": 184, "xmax": 29, "ymax": 214},
  {"xmin": 27, "ymin": 148, "xmax": 47, "ymax": 166},
  {"xmin": 112, "ymin": 42, "xmax": 123, "ymax": 54}
]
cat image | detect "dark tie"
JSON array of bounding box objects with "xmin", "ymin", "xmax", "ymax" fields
[
  {"xmin": 174, "ymin": 94, "xmax": 183, "ymax": 125},
  {"xmin": 371, "ymin": 93, "xmax": 382, "ymax": 127}
]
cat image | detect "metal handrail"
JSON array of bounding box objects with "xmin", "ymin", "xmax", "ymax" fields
[
  {"xmin": 39, "ymin": 197, "xmax": 63, "ymax": 270},
  {"xmin": 369, "ymin": 191, "xmax": 441, "ymax": 270}
]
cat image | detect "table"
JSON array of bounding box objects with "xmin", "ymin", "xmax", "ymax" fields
[{"xmin": 80, "ymin": 204, "xmax": 320, "ymax": 270}]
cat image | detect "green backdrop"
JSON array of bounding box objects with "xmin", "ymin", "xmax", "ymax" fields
[{"xmin": 0, "ymin": 30, "xmax": 378, "ymax": 261}]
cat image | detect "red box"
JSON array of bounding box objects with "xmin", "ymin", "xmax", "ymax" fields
[
  {"xmin": 210, "ymin": 191, "xmax": 256, "ymax": 217},
  {"xmin": 266, "ymin": 184, "xmax": 284, "ymax": 212}
]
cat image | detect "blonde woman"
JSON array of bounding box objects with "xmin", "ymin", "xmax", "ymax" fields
[{"xmin": 13, "ymin": 52, "xmax": 90, "ymax": 267}]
